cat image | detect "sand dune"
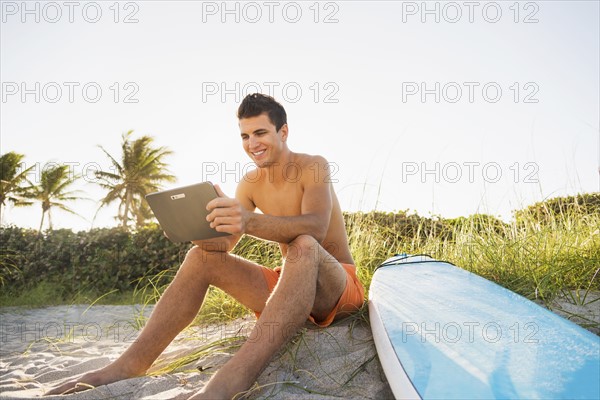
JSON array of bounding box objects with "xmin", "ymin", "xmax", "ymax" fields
[{"xmin": 0, "ymin": 305, "xmax": 393, "ymax": 399}]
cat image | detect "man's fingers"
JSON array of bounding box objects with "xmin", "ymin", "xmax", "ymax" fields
[
  {"xmin": 209, "ymin": 216, "xmax": 239, "ymax": 228},
  {"xmin": 207, "ymin": 207, "xmax": 241, "ymax": 224},
  {"xmin": 213, "ymin": 221, "xmax": 242, "ymax": 234},
  {"xmin": 208, "ymin": 204, "xmax": 241, "ymax": 217},
  {"xmin": 206, "ymin": 196, "xmax": 237, "ymax": 211}
]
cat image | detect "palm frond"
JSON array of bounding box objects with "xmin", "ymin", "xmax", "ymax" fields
[{"xmin": 93, "ymin": 131, "xmax": 176, "ymax": 230}]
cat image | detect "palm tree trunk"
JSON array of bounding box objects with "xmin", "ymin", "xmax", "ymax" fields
[
  {"xmin": 122, "ymin": 190, "xmax": 132, "ymax": 229},
  {"xmin": 117, "ymin": 202, "xmax": 124, "ymax": 225},
  {"xmin": 48, "ymin": 210, "xmax": 53, "ymax": 230},
  {"xmin": 39, "ymin": 211, "xmax": 45, "ymax": 234}
]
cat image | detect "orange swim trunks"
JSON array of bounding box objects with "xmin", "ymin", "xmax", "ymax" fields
[{"xmin": 256, "ymin": 263, "xmax": 365, "ymax": 328}]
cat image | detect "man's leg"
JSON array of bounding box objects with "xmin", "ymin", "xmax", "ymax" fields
[
  {"xmin": 192, "ymin": 234, "xmax": 347, "ymax": 399},
  {"xmin": 47, "ymin": 246, "xmax": 271, "ymax": 395}
]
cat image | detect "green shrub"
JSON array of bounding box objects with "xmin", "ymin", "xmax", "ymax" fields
[
  {"xmin": 1, "ymin": 193, "xmax": 598, "ymax": 318},
  {"xmin": 0, "ymin": 225, "xmax": 189, "ymax": 302},
  {"xmin": 514, "ymin": 193, "xmax": 600, "ymax": 225}
]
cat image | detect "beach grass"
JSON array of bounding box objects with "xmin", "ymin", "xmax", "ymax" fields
[
  {"xmin": 353, "ymin": 210, "xmax": 599, "ymax": 306},
  {"xmin": 2, "ymin": 195, "xmax": 598, "ymax": 332},
  {"xmin": 174, "ymin": 197, "xmax": 599, "ymax": 331}
]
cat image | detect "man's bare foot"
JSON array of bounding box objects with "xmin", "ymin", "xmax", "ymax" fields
[
  {"xmin": 45, "ymin": 362, "xmax": 144, "ymax": 396},
  {"xmin": 186, "ymin": 358, "xmax": 257, "ymax": 400}
]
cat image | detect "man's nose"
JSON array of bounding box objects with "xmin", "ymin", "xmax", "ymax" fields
[{"xmin": 248, "ymin": 136, "xmax": 258, "ymax": 148}]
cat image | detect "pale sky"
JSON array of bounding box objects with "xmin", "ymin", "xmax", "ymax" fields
[{"xmin": 1, "ymin": 0, "xmax": 599, "ymax": 231}]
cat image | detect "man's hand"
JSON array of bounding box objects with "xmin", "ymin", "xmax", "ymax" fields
[{"xmin": 206, "ymin": 184, "xmax": 248, "ymax": 235}]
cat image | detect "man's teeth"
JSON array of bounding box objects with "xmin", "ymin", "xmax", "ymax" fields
[{"xmin": 253, "ymin": 150, "xmax": 266, "ymax": 156}]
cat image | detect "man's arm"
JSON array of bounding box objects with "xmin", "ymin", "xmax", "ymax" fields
[
  {"xmin": 244, "ymin": 168, "xmax": 332, "ymax": 242},
  {"xmin": 206, "ymin": 158, "xmax": 333, "ymax": 244}
]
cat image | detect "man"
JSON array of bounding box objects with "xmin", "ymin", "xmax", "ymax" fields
[{"xmin": 48, "ymin": 93, "xmax": 365, "ymax": 399}]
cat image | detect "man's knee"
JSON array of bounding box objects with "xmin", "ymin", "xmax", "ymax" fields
[
  {"xmin": 287, "ymin": 234, "xmax": 321, "ymax": 265},
  {"xmin": 184, "ymin": 245, "xmax": 229, "ymax": 268}
]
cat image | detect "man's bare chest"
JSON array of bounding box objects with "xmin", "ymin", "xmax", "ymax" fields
[{"xmin": 252, "ymin": 184, "xmax": 303, "ymax": 216}]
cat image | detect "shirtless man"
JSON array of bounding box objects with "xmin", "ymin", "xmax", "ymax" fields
[{"xmin": 48, "ymin": 93, "xmax": 365, "ymax": 399}]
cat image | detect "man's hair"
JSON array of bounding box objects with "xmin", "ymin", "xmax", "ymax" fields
[{"xmin": 237, "ymin": 93, "xmax": 287, "ymax": 132}]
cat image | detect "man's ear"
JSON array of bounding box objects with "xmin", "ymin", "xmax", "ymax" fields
[{"xmin": 279, "ymin": 124, "xmax": 289, "ymax": 142}]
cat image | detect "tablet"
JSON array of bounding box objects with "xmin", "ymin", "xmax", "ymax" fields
[{"xmin": 145, "ymin": 182, "xmax": 231, "ymax": 243}]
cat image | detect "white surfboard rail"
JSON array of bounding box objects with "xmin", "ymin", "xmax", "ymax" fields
[{"xmin": 369, "ymin": 290, "xmax": 421, "ymax": 399}]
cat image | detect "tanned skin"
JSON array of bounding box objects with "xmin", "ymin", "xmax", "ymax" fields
[{"xmin": 47, "ymin": 112, "xmax": 356, "ymax": 399}]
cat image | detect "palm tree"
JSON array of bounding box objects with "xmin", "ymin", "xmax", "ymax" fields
[
  {"xmin": 95, "ymin": 131, "xmax": 175, "ymax": 230},
  {"xmin": 0, "ymin": 152, "xmax": 34, "ymax": 223},
  {"xmin": 26, "ymin": 164, "xmax": 85, "ymax": 233}
]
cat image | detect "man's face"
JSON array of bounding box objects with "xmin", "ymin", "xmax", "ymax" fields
[{"xmin": 239, "ymin": 113, "xmax": 287, "ymax": 168}]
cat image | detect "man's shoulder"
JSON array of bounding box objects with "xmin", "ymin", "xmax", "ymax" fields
[
  {"xmin": 240, "ymin": 167, "xmax": 262, "ymax": 183},
  {"xmin": 292, "ymin": 153, "xmax": 333, "ymax": 186},
  {"xmin": 237, "ymin": 168, "xmax": 262, "ymax": 196},
  {"xmin": 293, "ymin": 153, "xmax": 329, "ymax": 169}
]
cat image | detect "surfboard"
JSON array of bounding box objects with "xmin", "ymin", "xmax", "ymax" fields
[{"xmin": 368, "ymin": 254, "xmax": 600, "ymax": 399}]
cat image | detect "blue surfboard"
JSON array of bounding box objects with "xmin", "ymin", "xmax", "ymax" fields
[{"xmin": 368, "ymin": 254, "xmax": 600, "ymax": 399}]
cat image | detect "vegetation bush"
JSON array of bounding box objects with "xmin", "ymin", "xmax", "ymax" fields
[
  {"xmin": 513, "ymin": 193, "xmax": 600, "ymax": 224},
  {"xmin": 1, "ymin": 193, "xmax": 598, "ymax": 322},
  {"xmin": 0, "ymin": 225, "xmax": 189, "ymax": 301}
]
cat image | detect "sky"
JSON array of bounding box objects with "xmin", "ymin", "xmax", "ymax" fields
[{"xmin": 1, "ymin": 0, "xmax": 599, "ymax": 231}]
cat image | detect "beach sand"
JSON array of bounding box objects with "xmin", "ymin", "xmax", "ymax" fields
[
  {"xmin": 0, "ymin": 304, "xmax": 392, "ymax": 399},
  {"xmin": 1, "ymin": 295, "xmax": 598, "ymax": 399}
]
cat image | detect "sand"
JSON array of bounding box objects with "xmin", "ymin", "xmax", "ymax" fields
[
  {"xmin": 1, "ymin": 293, "xmax": 598, "ymax": 399},
  {"xmin": 0, "ymin": 304, "xmax": 393, "ymax": 399},
  {"xmin": 545, "ymin": 290, "xmax": 600, "ymax": 335}
]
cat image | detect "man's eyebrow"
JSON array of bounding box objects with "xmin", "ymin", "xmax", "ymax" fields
[{"xmin": 241, "ymin": 129, "xmax": 269, "ymax": 136}]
